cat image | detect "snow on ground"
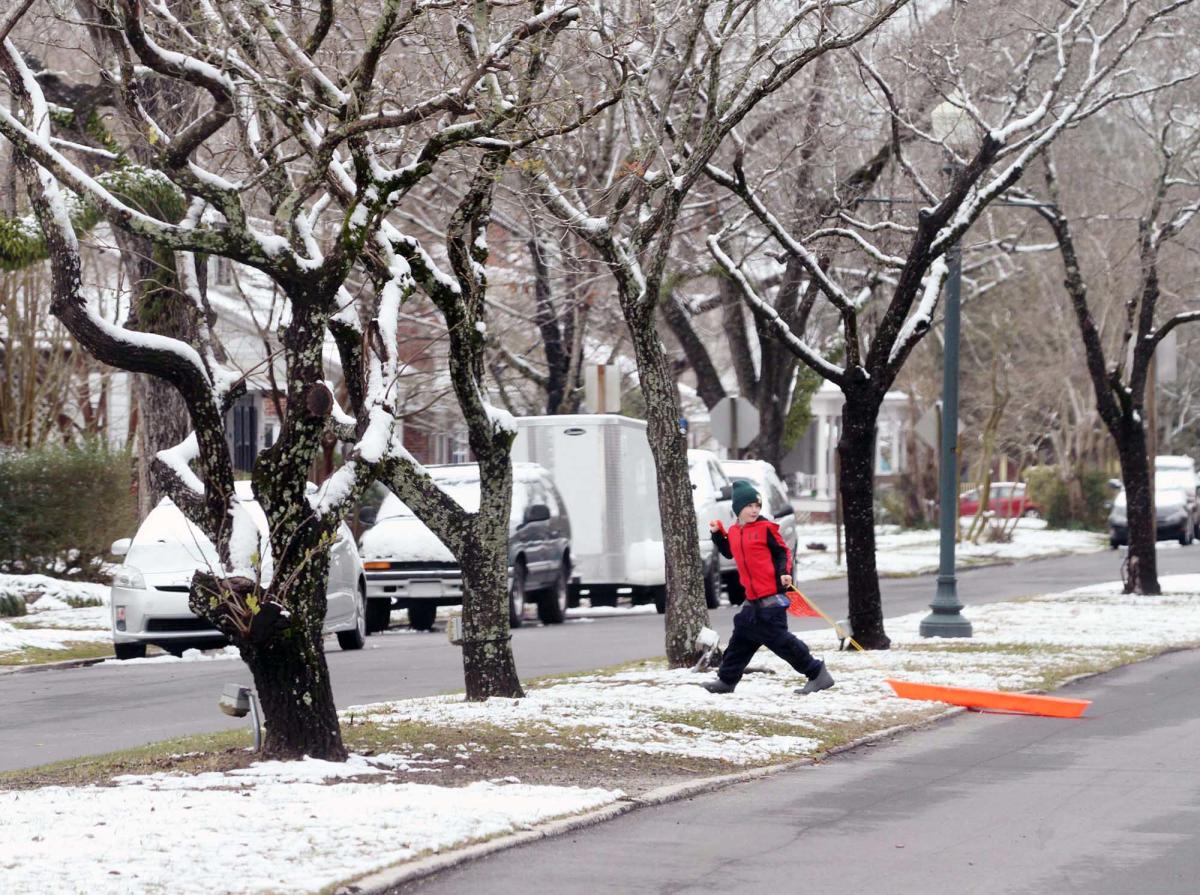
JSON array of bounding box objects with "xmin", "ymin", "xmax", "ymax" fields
[
  {"xmin": 789, "ymin": 518, "xmax": 1106, "ymax": 581},
  {"xmin": 0, "ymin": 776, "xmax": 621, "ymax": 895},
  {"xmin": 362, "ymin": 574, "xmax": 1200, "ymax": 765},
  {"xmin": 0, "ymin": 573, "xmax": 109, "ymax": 607},
  {"xmin": 2, "ymin": 575, "xmax": 1199, "ymax": 894}
]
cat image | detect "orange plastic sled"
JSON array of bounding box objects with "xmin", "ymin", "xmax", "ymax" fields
[{"xmin": 885, "ymin": 679, "xmax": 1091, "ymax": 718}]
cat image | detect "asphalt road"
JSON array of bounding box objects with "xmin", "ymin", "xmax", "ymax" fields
[
  {"xmin": 0, "ymin": 546, "xmax": 1194, "ymax": 773},
  {"xmin": 395, "ymin": 643, "xmax": 1200, "ymax": 895}
]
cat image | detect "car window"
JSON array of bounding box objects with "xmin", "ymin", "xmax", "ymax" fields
[
  {"xmin": 768, "ymin": 483, "xmax": 789, "ymax": 517},
  {"xmin": 688, "ymin": 460, "xmax": 709, "ymax": 494},
  {"xmin": 709, "ymin": 462, "xmax": 730, "ymax": 496},
  {"xmin": 539, "ymin": 476, "xmax": 562, "ymax": 516},
  {"xmin": 992, "ymin": 486, "xmax": 1011, "ymax": 499}
]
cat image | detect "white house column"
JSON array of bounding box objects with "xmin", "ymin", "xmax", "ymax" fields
[{"xmin": 815, "ymin": 415, "xmax": 830, "ymax": 499}]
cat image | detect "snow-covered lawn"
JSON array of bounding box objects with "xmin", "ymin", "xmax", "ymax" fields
[
  {"xmin": 3, "ymin": 574, "xmax": 1199, "ymax": 895},
  {"xmin": 789, "ymin": 518, "xmax": 1107, "ymax": 581},
  {"xmin": 0, "ymin": 574, "xmax": 112, "ymax": 657}
]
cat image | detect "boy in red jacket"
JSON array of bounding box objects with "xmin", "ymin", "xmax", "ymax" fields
[{"xmin": 703, "ymin": 479, "xmax": 834, "ymax": 695}]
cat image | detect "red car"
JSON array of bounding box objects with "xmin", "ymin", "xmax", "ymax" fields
[{"xmin": 958, "ymin": 482, "xmax": 1041, "ymax": 518}]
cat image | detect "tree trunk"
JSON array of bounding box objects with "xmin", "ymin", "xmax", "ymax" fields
[
  {"xmin": 838, "ymin": 390, "xmax": 891, "ymax": 649},
  {"xmin": 1113, "ymin": 417, "xmax": 1160, "ymax": 595},
  {"xmin": 240, "ymin": 615, "xmax": 346, "ymax": 761},
  {"xmin": 134, "ymin": 374, "xmax": 190, "ymax": 517},
  {"xmin": 626, "ymin": 305, "xmax": 709, "ymax": 666},
  {"xmin": 460, "ymin": 450, "xmax": 524, "ymax": 700}
]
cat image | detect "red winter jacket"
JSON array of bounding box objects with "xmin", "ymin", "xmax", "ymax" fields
[{"xmin": 712, "ymin": 518, "xmax": 793, "ymax": 600}]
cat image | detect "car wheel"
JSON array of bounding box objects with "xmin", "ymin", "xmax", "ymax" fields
[
  {"xmin": 703, "ymin": 556, "xmax": 721, "ymax": 609},
  {"xmin": 408, "ymin": 602, "xmax": 437, "ymax": 631},
  {"xmin": 113, "ymin": 641, "xmax": 146, "ymax": 661},
  {"xmin": 723, "ymin": 571, "xmax": 746, "ymax": 606},
  {"xmin": 509, "ymin": 563, "xmax": 527, "ymax": 628},
  {"xmin": 366, "ymin": 598, "xmax": 391, "ymax": 634},
  {"xmin": 1022, "ymin": 508, "xmax": 1041, "ymax": 519},
  {"xmin": 651, "ymin": 585, "xmax": 666, "ymax": 615},
  {"xmin": 537, "ymin": 563, "xmax": 570, "ymax": 625},
  {"xmin": 337, "ymin": 585, "xmax": 367, "ymax": 650}
]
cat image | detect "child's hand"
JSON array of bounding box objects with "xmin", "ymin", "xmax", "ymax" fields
[
  {"xmin": 709, "ymin": 519, "xmax": 725, "ymax": 533},
  {"xmin": 781, "ymin": 574, "xmax": 793, "ymax": 588}
]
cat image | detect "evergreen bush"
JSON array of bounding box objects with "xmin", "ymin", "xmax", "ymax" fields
[
  {"xmin": 0, "ymin": 592, "xmax": 27, "ymax": 617},
  {"xmin": 0, "ymin": 441, "xmax": 136, "ymax": 580}
]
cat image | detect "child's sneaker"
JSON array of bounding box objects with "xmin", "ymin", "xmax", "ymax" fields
[
  {"xmin": 795, "ymin": 666, "xmax": 834, "ymax": 695},
  {"xmin": 702, "ymin": 678, "xmax": 736, "ymax": 694}
]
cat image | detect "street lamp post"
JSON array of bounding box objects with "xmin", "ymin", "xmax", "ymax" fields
[
  {"xmin": 919, "ymin": 236, "xmax": 972, "ymax": 637},
  {"xmin": 920, "ymin": 96, "xmax": 973, "ymax": 638}
]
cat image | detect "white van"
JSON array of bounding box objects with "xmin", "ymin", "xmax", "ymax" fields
[{"xmin": 513, "ymin": 415, "xmax": 666, "ymax": 610}]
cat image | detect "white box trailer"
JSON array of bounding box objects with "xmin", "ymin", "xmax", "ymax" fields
[{"xmin": 513, "ymin": 414, "xmax": 665, "ymax": 607}]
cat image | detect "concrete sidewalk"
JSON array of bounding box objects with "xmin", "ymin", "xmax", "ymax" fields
[{"xmin": 393, "ymin": 647, "xmax": 1200, "ymax": 895}]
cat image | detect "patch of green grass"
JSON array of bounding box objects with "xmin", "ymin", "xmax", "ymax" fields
[
  {"xmin": 653, "ymin": 709, "xmax": 814, "ymax": 739},
  {"xmin": 0, "ymin": 641, "xmax": 115, "ymax": 666},
  {"xmin": 903, "ymin": 642, "xmax": 1047, "ymax": 656},
  {"xmin": 0, "ymin": 728, "xmax": 254, "ymax": 790}
]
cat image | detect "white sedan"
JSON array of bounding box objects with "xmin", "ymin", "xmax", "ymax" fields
[{"xmin": 109, "ymin": 481, "xmax": 367, "ymax": 660}]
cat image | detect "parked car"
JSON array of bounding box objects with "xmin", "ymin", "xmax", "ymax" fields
[
  {"xmin": 1155, "ymin": 457, "xmax": 1200, "ymax": 539},
  {"xmin": 1108, "ymin": 486, "xmax": 1196, "ymax": 547},
  {"xmin": 109, "ymin": 481, "xmax": 367, "ymax": 660},
  {"xmin": 957, "ymin": 482, "xmax": 1041, "ymax": 518},
  {"xmin": 719, "ymin": 459, "xmax": 798, "ymax": 605},
  {"xmin": 687, "ymin": 449, "xmax": 735, "ymax": 609},
  {"xmin": 359, "ymin": 463, "xmax": 572, "ymax": 631}
]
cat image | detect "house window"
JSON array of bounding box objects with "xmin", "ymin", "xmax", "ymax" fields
[{"xmin": 232, "ymin": 402, "xmax": 258, "ymax": 471}]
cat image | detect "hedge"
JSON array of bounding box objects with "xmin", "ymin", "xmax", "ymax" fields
[{"xmin": 0, "ymin": 441, "xmax": 137, "ymax": 580}]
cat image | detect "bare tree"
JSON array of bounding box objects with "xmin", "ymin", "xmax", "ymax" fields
[
  {"xmin": 707, "ymin": 0, "xmax": 1195, "ymax": 647},
  {"xmin": 530, "ymin": 0, "xmax": 909, "ymax": 667},
  {"xmin": 0, "ymin": 0, "xmax": 584, "ymax": 757},
  {"xmin": 1033, "ymin": 102, "xmax": 1200, "ymax": 593}
]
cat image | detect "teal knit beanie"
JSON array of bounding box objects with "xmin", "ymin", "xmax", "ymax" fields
[{"xmin": 731, "ymin": 479, "xmax": 761, "ymax": 516}]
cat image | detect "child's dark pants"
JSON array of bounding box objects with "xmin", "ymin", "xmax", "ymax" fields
[{"xmin": 716, "ymin": 596, "xmax": 823, "ymax": 686}]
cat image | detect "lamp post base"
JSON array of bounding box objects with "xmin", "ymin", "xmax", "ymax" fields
[{"xmin": 919, "ymin": 576, "xmax": 973, "ymax": 638}]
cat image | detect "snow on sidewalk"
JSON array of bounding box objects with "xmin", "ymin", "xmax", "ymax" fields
[{"xmin": 2, "ymin": 575, "xmax": 1198, "ymax": 895}]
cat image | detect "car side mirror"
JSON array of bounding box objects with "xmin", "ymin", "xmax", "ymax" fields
[
  {"xmin": 357, "ymin": 506, "xmax": 378, "ymax": 527},
  {"xmin": 775, "ymin": 505, "xmax": 794, "ymax": 518},
  {"xmin": 525, "ymin": 504, "xmax": 551, "ymax": 524},
  {"xmin": 719, "ymin": 484, "xmax": 732, "ymax": 501},
  {"xmin": 110, "ymin": 537, "xmax": 131, "ymax": 557}
]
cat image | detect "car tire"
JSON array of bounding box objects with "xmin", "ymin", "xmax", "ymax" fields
[
  {"xmin": 703, "ymin": 556, "xmax": 721, "ymax": 609},
  {"xmin": 509, "ymin": 563, "xmax": 527, "ymax": 628},
  {"xmin": 408, "ymin": 602, "xmax": 437, "ymax": 631},
  {"xmin": 366, "ymin": 598, "xmax": 391, "ymax": 634},
  {"xmin": 723, "ymin": 571, "xmax": 746, "ymax": 606},
  {"xmin": 337, "ymin": 585, "xmax": 368, "ymax": 650},
  {"xmin": 114, "ymin": 641, "xmax": 146, "ymax": 661},
  {"xmin": 651, "ymin": 585, "xmax": 667, "ymax": 615},
  {"xmin": 537, "ymin": 563, "xmax": 570, "ymax": 625},
  {"xmin": 1022, "ymin": 508, "xmax": 1041, "ymax": 519}
]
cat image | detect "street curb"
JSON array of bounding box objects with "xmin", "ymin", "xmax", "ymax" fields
[
  {"xmin": 333, "ymin": 706, "xmax": 965, "ymax": 895},
  {"xmin": 0, "ymin": 656, "xmax": 109, "ymax": 676}
]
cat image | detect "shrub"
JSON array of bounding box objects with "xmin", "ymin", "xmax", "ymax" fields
[
  {"xmin": 1024, "ymin": 465, "xmax": 1110, "ymax": 530},
  {"xmin": 0, "ymin": 441, "xmax": 136, "ymax": 580},
  {"xmin": 0, "ymin": 593, "xmax": 27, "ymax": 618}
]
